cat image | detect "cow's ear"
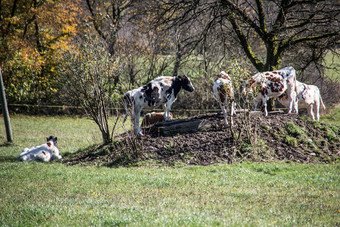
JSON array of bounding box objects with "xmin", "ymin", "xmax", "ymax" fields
[
  {"xmin": 177, "ymin": 75, "xmax": 182, "ymax": 81},
  {"xmin": 54, "ymin": 137, "xmax": 57, "ymax": 142}
]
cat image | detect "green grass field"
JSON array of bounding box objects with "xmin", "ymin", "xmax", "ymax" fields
[
  {"xmin": 0, "ymin": 114, "xmax": 339, "ymax": 226},
  {"xmin": 324, "ymin": 51, "xmax": 340, "ymax": 82}
]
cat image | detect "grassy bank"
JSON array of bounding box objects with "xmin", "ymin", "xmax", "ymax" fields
[{"xmin": 0, "ymin": 114, "xmax": 339, "ymax": 226}]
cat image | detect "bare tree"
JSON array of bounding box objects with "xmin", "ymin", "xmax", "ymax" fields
[
  {"xmin": 84, "ymin": 0, "xmax": 134, "ymax": 55},
  {"xmin": 155, "ymin": 0, "xmax": 339, "ymax": 70},
  {"xmin": 60, "ymin": 37, "xmax": 123, "ymax": 144},
  {"xmin": 153, "ymin": 0, "xmax": 340, "ymax": 109}
]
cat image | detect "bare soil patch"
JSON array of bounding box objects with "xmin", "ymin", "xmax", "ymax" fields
[{"xmin": 62, "ymin": 113, "xmax": 339, "ymax": 167}]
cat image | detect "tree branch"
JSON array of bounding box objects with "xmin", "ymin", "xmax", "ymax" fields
[
  {"xmin": 220, "ymin": 0, "xmax": 265, "ymax": 40},
  {"xmin": 86, "ymin": 0, "xmax": 107, "ymax": 40},
  {"xmin": 228, "ymin": 13, "xmax": 264, "ymax": 71},
  {"xmin": 278, "ymin": 32, "xmax": 339, "ymax": 56}
]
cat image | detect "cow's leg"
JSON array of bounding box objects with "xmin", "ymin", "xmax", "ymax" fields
[
  {"xmin": 221, "ymin": 105, "xmax": 228, "ymax": 125},
  {"xmin": 287, "ymin": 97, "xmax": 293, "ymax": 114},
  {"xmin": 164, "ymin": 100, "xmax": 173, "ymax": 121},
  {"xmin": 287, "ymin": 87, "xmax": 297, "ymax": 114},
  {"xmin": 254, "ymin": 94, "xmax": 261, "ymax": 111},
  {"xmin": 229, "ymin": 100, "xmax": 235, "ymax": 126},
  {"xmin": 218, "ymin": 102, "xmax": 225, "ymax": 115},
  {"xmin": 162, "ymin": 103, "xmax": 169, "ymax": 119},
  {"xmin": 315, "ymin": 102, "xmax": 320, "ymax": 121},
  {"xmin": 263, "ymin": 96, "xmax": 268, "ymax": 116},
  {"xmin": 294, "ymin": 98, "xmax": 299, "ymax": 113},
  {"xmin": 133, "ymin": 106, "xmax": 143, "ymax": 136},
  {"xmin": 307, "ymin": 104, "xmax": 315, "ymax": 121}
]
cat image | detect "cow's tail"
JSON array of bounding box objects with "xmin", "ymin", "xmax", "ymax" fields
[
  {"xmin": 320, "ymin": 94, "xmax": 326, "ymax": 110},
  {"xmin": 122, "ymin": 93, "xmax": 131, "ymax": 124}
]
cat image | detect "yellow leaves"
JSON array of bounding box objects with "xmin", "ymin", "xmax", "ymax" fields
[
  {"xmin": 62, "ymin": 24, "xmax": 77, "ymax": 35},
  {"xmin": 4, "ymin": 16, "xmax": 20, "ymax": 24}
]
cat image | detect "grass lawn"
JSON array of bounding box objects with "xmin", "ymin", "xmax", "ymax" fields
[
  {"xmin": 320, "ymin": 106, "xmax": 340, "ymax": 126},
  {"xmin": 324, "ymin": 51, "xmax": 340, "ymax": 82},
  {"xmin": 0, "ymin": 114, "xmax": 339, "ymax": 226}
]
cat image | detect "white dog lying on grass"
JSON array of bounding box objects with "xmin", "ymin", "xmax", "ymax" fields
[{"xmin": 18, "ymin": 136, "xmax": 62, "ymax": 162}]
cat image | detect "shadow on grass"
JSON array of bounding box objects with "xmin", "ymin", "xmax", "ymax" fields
[
  {"xmin": 0, "ymin": 142, "xmax": 17, "ymax": 162},
  {"xmin": 0, "ymin": 155, "xmax": 17, "ymax": 162}
]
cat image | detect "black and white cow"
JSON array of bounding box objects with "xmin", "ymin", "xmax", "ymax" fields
[
  {"xmin": 123, "ymin": 75, "xmax": 195, "ymax": 136},
  {"xmin": 278, "ymin": 80, "xmax": 326, "ymax": 121},
  {"xmin": 242, "ymin": 66, "xmax": 297, "ymax": 116},
  {"xmin": 18, "ymin": 136, "xmax": 62, "ymax": 162}
]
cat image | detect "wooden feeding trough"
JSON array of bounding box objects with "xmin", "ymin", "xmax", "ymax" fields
[
  {"xmin": 146, "ymin": 109, "xmax": 286, "ymax": 137},
  {"xmin": 150, "ymin": 118, "xmax": 202, "ymax": 136}
]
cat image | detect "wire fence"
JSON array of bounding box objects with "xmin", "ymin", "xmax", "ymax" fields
[{"xmin": 2, "ymin": 103, "xmax": 223, "ymax": 116}]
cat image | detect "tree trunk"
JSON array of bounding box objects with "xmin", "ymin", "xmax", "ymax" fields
[{"xmin": 173, "ymin": 42, "xmax": 182, "ymax": 77}]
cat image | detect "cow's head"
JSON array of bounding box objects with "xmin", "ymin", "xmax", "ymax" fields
[
  {"xmin": 216, "ymin": 71, "xmax": 231, "ymax": 81},
  {"xmin": 46, "ymin": 135, "xmax": 57, "ymax": 147},
  {"xmin": 46, "ymin": 135, "xmax": 62, "ymax": 160},
  {"xmin": 177, "ymin": 75, "xmax": 195, "ymax": 92}
]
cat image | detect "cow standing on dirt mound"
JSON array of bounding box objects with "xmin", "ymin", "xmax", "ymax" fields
[
  {"xmin": 278, "ymin": 80, "xmax": 326, "ymax": 121},
  {"xmin": 242, "ymin": 66, "xmax": 297, "ymax": 116},
  {"xmin": 123, "ymin": 75, "xmax": 195, "ymax": 136},
  {"xmin": 213, "ymin": 71, "xmax": 236, "ymax": 126}
]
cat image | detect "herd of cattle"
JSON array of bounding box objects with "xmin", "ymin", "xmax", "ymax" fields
[
  {"xmin": 123, "ymin": 66, "xmax": 325, "ymax": 136},
  {"xmin": 18, "ymin": 66, "xmax": 326, "ymax": 162}
]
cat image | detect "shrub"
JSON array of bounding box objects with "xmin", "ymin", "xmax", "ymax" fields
[{"xmin": 60, "ymin": 37, "xmax": 123, "ymax": 144}]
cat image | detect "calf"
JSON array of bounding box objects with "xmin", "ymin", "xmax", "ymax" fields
[
  {"xmin": 242, "ymin": 66, "xmax": 297, "ymax": 116},
  {"xmin": 278, "ymin": 81, "xmax": 326, "ymax": 121},
  {"xmin": 18, "ymin": 136, "xmax": 62, "ymax": 162},
  {"xmin": 141, "ymin": 112, "xmax": 174, "ymax": 127},
  {"xmin": 213, "ymin": 71, "xmax": 235, "ymax": 125},
  {"xmin": 123, "ymin": 75, "xmax": 195, "ymax": 136}
]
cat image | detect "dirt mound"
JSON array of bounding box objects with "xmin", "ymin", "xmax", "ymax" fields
[{"xmin": 62, "ymin": 113, "xmax": 340, "ymax": 167}]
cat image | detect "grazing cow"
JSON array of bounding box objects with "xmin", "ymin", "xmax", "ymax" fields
[
  {"xmin": 278, "ymin": 81, "xmax": 326, "ymax": 121},
  {"xmin": 123, "ymin": 75, "xmax": 195, "ymax": 136},
  {"xmin": 18, "ymin": 136, "xmax": 62, "ymax": 162},
  {"xmin": 141, "ymin": 112, "xmax": 174, "ymax": 127},
  {"xmin": 213, "ymin": 71, "xmax": 236, "ymax": 125},
  {"xmin": 242, "ymin": 66, "xmax": 297, "ymax": 116}
]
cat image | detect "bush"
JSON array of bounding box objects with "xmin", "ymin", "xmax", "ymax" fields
[{"xmin": 60, "ymin": 37, "xmax": 123, "ymax": 144}]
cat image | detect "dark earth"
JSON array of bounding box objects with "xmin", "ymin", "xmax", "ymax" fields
[{"xmin": 62, "ymin": 112, "xmax": 340, "ymax": 167}]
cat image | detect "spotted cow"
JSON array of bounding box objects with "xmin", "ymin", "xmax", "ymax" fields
[
  {"xmin": 18, "ymin": 136, "xmax": 62, "ymax": 162},
  {"xmin": 278, "ymin": 81, "xmax": 325, "ymax": 121},
  {"xmin": 123, "ymin": 75, "xmax": 195, "ymax": 136},
  {"xmin": 242, "ymin": 66, "xmax": 297, "ymax": 116},
  {"xmin": 213, "ymin": 71, "xmax": 236, "ymax": 126}
]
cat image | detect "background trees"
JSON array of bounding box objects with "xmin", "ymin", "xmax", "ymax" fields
[
  {"xmin": 154, "ymin": 0, "xmax": 340, "ymax": 71},
  {"xmin": 1, "ymin": 0, "xmax": 339, "ymax": 114},
  {"xmin": 0, "ymin": 0, "xmax": 80, "ymax": 104},
  {"xmin": 152, "ymin": 0, "xmax": 340, "ymax": 108}
]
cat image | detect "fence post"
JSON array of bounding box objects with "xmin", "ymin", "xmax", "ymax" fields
[{"xmin": 0, "ymin": 67, "xmax": 13, "ymax": 143}]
